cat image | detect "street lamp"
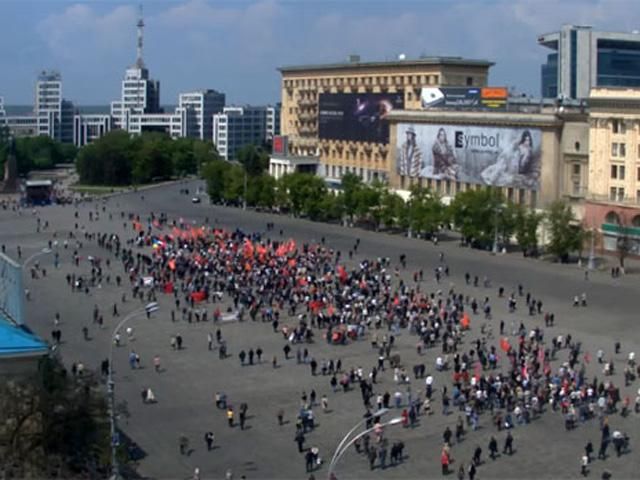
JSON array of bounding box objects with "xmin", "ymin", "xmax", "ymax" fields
[
  {"xmin": 587, "ymin": 228, "xmax": 596, "ymax": 271},
  {"xmin": 328, "ymin": 408, "xmax": 389, "ymax": 471},
  {"xmin": 492, "ymin": 204, "xmax": 504, "ymax": 255},
  {"xmin": 108, "ymin": 302, "xmax": 159, "ymax": 480},
  {"xmin": 22, "ymin": 247, "xmax": 52, "ymax": 267},
  {"xmin": 327, "ymin": 416, "xmax": 403, "ymax": 479}
]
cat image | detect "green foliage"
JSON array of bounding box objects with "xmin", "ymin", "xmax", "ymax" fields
[
  {"xmin": 407, "ymin": 185, "xmax": 444, "ymax": 236},
  {"xmin": 546, "ymin": 200, "xmax": 584, "ymax": 261},
  {"xmin": 201, "ymin": 160, "xmax": 230, "ymax": 203},
  {"xmin": 447, "ymin": 188, "xmax": 501, "ymax": 246},
  {"xmin": 378, "ymin": 189, "xmax": 405, "ymax": 230},
  {"xmin": 76, "ymin": 132, "xmax": 216, "ymax": 185},
  {"xmin": 341, "ymin": 172, "xmax": 363, "ymax": 219},
  {"xmin": 0, "ymin": 135, "xmax": 76, "ymax": 174},
  {"xmin": 279, "ymin": 172, "xmax": 328, "ymax": 219},
  {"xmin": 515, "ymin": 206, "xmax": 543, "ymax": 254},
  {"xmin": 236, "ymin": 144, "xmax": 269, "ymax": 177}
]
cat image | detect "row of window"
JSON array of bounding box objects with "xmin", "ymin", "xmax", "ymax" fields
[{"xmin": 285, "ymin": 74, "xmax": 443, "ymax": 89}]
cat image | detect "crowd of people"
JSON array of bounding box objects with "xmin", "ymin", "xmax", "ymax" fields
[{"xmin": 9, "ymin": 191, "xmax": 638, "ymax": 479}]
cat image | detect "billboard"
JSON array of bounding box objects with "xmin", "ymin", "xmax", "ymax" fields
[
  {"xmin": 420, "ymin": 87, "xmax": 507, "ymax": 110},
  {"xmin": 396, "ymin": 123, "xmax": 542, "ymax": 190},
  {"xmin": 0, "ymin": 252, "xmax": 25, "ymax": 325},
  {"xmin": 318, "ymin": 92, "xmax": 404, "ymax": 143}
]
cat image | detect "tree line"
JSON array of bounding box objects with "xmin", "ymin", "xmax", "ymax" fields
[
  {"xmin": 76, "ymin": 131, "xmax": 220, "ymax": 185},
  {"xmin": 0, "ymin": 128, "xmax": 77, "ymax": 175},
  {"xmin": 202, "ymin": 162, "xmax": 586, "ymax": 262}
]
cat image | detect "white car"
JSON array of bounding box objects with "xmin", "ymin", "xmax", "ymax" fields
[{"xmin": 191, "ymin": 197, "xmax": 201, "ymax": 204}]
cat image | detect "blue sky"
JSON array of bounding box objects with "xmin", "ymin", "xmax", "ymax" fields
[{"xmin": 1, "ymin": 0, "xmax": 638, "ymax": 106}]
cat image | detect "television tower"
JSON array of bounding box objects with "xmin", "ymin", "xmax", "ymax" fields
[{"xmin": 135, "ymin": 5, "xmax": 145, "ymax": 69}]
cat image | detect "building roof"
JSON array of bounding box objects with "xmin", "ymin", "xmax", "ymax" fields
[
  {"xmin": 279, "ymin": 56, "xmax": 494, "ymax": 73},
  {"xmin": 0, "ymin": 316, "xmax": 48, "ymax": 358},
  {"xmin": 386, "ymin": 109, "xmax": 564, "ymax": 128}
]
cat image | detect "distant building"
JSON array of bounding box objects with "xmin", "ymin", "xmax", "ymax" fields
[
  {"xmin": 179, "ymin": 90, "xmax": 225, "ymax": 140},
  {"xmin": 539, "ymin": 25, "xmax": 640, "ymax": 99},
  {"xmin": 0, "ymin": 96, "xmax": 6, "ymax": 125},
  {"xmin": 73, "ymin": 114, "xmax": 111, "ymax": 147},
  {"xmin": 213, "ymin": 105, "xmax": 280, "ymax": 160},
  {"xmin": 584, "ymin": 87, "xmax": 640, "ymax": 255}
]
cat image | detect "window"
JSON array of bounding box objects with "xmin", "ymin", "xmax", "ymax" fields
[
  {"xmin": 612, "ymin": 142, "xmax": 626, "ymax": 157},
  {"xmin": 445, "ymin": 180, "xmax": 451, "ymax": 195},
  {"xmin": 637, "ymin": 167, "xmax": 640, "ymax": 182},
  {"xmin": 507, "ymin": 188, "xmax": 514, "ymax": 202},
  {"xmin": 572, "ymin": 164, "xmax": 581, "ymax": 176},
  {"xmin": 530, "ymin": 190, "xmax": 537, "ymax": 208},
  {"xmin": 572, "ymin": 180, "xmax": 581, "ymax": 196},
  {"xmin": 637, "ymin": 191, "xmax": 640, "ymax": 205},
  {"xmin": 518, "ymin": 189, "xmax": 526, "ymax": 205},
  {"xmin": 612, "ymin": 119, "xmax": 626, "ymax": 134},
  {"xmin": 611, "ymin": 164, "xmax": 625, "ymax": 180},
  {"xmin": 466, "ymin": 77, "xmax": 473, "ymax": 86},
  {"xmin": 610, "ymin": 187, "xmax": 625, "ymax": 201}
]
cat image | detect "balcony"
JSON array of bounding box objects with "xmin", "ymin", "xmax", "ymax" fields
[
  {"xmin": 297, "ymin": 97, "xmax": 317, "ymax": 107},
  {"xmin": 292, "ymin": 136, "xmax": 318, "ymax": 148},
  {"xmin": 298, "ymin": 111, "xmax": 317, "ymax": 121}
]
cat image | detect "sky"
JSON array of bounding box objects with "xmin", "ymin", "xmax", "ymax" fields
[{"xmin": 1, "ymin": 0, "xmax": 639, "ymax": 106}]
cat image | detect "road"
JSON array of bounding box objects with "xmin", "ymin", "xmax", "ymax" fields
[{"xmin": 0, "ymin": 179, "xmax": 637, "ymax": 480}]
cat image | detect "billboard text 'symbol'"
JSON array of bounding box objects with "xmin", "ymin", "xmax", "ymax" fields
[
  {"xmin": 396, "ymin": 124, "xmax": 542, "ymax": 190},
  {"xmin": 319, "ymin": 93, "xmax": 404, "ymax": 143}
]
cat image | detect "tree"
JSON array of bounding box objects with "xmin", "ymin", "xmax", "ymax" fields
[
  {"xmin": 171, "ymin": 138, "xmax": 196, "ymax": 176},
  {"xmin": 407, "ymin": 185, "xmax": 444, "ymax": 238},
  {"xmin": 278, "ymin": 172, "xmax": 328, "ymax": 219},
  {"xmin": 379, "ymin": 190, "xmax": 405, "ymax": 230},
  {"xmin": 546, "ymin": 200, "xmax": 584, "ymax": 262},
  {"xmin": 0, "ymin": 356, "xmax": 111, "ymax": 478},
  {"xmin": 246, "ymin": 174, "xmax": 277, "ymax": 208},
  {"xmin": 201, "ymin": 160, "xmax": 230, "ymax": 203},
  {"xmin": 236, "ymin": 144, "xmax": 269, "ymax": 177},
  {"xmin": 515, "ymin": 206, "xmax": 543, "ymax": 256},
  {"xmin": 341, "ymin": 172, "xmax": 363, "ymax": 222},
  {"xmin": 222, "ymin": 164, "xmax": 246, "ymax": 204},
  {"xmin": 447, "ymin": 188, "xmax": 503, "ymax": 248}
]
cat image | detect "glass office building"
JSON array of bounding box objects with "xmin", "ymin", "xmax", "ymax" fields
[{"xmin": 539, "ymin": 25, "xmax": 640, "ymax": 99}]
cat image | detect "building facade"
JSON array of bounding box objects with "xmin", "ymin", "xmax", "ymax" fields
[
  {"xmin": 213, "ymin": 105, "xmax": 279, "ymax": 160},
  {"xmin": 539, "ymin": 25, "xmax": 640, "ymax": 99},
  {"xmin": 179, "ymin": 90, "xmax": 225, "ymax": 140},
  {"xmin": 73, "ymin": 114, "xmax": 112, "ymax": 147},
  {"xmin": 386, "ymin": 106, "xmax": 588, "ymax": 210},
  {"xmin": 585, "ymin": 87, "xmax": 640, "ymax": 255},
  {"xmin": 275, "ymin": 56, "xmax": 493, "ymax": 184}
]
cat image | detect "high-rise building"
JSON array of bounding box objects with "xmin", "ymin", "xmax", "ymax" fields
[
  {"xmin": 0, "ymin": 96, "xmax": 6, "ymax": 126},
  {"xmin": 539, "ymin": 25, "xmax": 640, "ymax": 99},
  {"xmin": 111, "ymin": 8, "xmax": 161, "ymax": 130},
  {"xmin": 179, "ymin": 90, "xmax": 225, "ymax": 140},
  {"xmin": 32, "ymin": 70, "xmax": 75, "ymax": 143},
  {"xmin": 213, "ymin": 105, "xmax": 277, "ymax": 160},
  {"xmin": 266, "ymin": 104, "xmax": 281, "ymax": 143}
]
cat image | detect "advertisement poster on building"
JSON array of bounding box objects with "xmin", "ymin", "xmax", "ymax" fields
[
  {"xmin": 319, "ymin": 92, "xmax": 404, "ymax": 143},
  {"xmin": 396, "ymin": 123, "xmax": 541, "ymax": 190},
  {"xmin": 420, "ymin": 87, "xmax": 508, "ymax": 110}
]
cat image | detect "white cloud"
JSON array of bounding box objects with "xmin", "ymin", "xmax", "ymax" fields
[{"xmin": 37, "ymin": 4, "xmax": 136, "ymax": 61}]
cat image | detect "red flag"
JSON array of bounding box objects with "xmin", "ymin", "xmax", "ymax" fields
[
  {"xmin": 337, "ymin": 265, "xmax": 347, "ymax": 283},
  {"xmin": 500, "ymin": 338, "xmax": 511, "ymax": 353},
  {"xmin": 243, "ymin": 239, "xmax": 255, "ymax": 258}
]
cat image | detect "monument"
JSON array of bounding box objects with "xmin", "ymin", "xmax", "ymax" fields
[{"xmin": 2, "ymin": 136, "xmax": 18, "ymax": 193}]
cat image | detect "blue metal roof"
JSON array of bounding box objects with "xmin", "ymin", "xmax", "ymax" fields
[{"xmin": 0, "ymin": 315, "xmax": 48, "ymax": 357}]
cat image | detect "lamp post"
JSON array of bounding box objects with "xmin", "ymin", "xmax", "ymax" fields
[
  {"xmin": 587, "ymin": 228, "xmax": 595, "ymax": 271},
  {"xmin": 492, "ymin": 205, "xmax": 500, "ymax": 254},
  {"xmin": 108, "ymin": 302, "xmax": 159, "ymax": 480},
  {"xmin": 328, "ymin": 408, "xmax": 389, "ymax": 471},
  {"xmin": 327, "ymin": 416, "xmax": 403, "ymax": 479},
  {"xmin": 22, "ymin": 247, "xmax": 52, "ymax": 267}
]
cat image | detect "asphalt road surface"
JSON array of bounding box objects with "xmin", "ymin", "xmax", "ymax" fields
[{"xmin": 1, "ymin": 179, "xmax": 638, "ymax": 480}]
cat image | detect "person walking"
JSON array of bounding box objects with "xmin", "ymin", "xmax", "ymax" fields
[
  {"xmin": 503, "ymin": 431, "xmax": 514, "ymax": 455},
  {"xmin": 153, "ymin": 355, "xmax": 161, "ymax": 372},
  {"xmin": 227, "ymin": 406, "xmax": 234, "ymax": 427},
  {"xmin": 295, "ymin": 430, "xmax": 306, "ymax": 453},
  {"xmin": 488, "ymin": 436, "xmax": 498, "ymax": 459},
  {"xmin": 179, "ymin": 434, "xmax": 189, "ymax": 455},
  {"xmin": 204, "ymin": 431, "xmax": 214, "ymax": 451}
]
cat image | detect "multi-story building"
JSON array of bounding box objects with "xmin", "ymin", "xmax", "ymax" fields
[
  {"xmin": 539, "ymin": 25, "xmax": 640, "ymax": 99},
  {"xmin": 266, "ymin": 104, "xmax": 281, "ymax": 142},
  {"xmin": 213, "ymin": 105, "xmax": 279, "ymax": 160},
  {"xmin": 585, "ymin": 87, "xmax": 640, "ymax": 255},
  {"xmin": 273, "ymin": 55, "xmax": 493, "ymax": 183},
  {"xmin": 178, "ymin": 90, "xmax": 225, "ymax": 140},
  {"xmin": 0, "ymin": 96, "xmax": 6, "ymax": 126},
  {"xmin": 73, "ymin": 114, "xmax": 112, "ymax": 147},
  {"xmin": 385, "ymin": 102, "xmax": 589, "ymax": 212}
]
